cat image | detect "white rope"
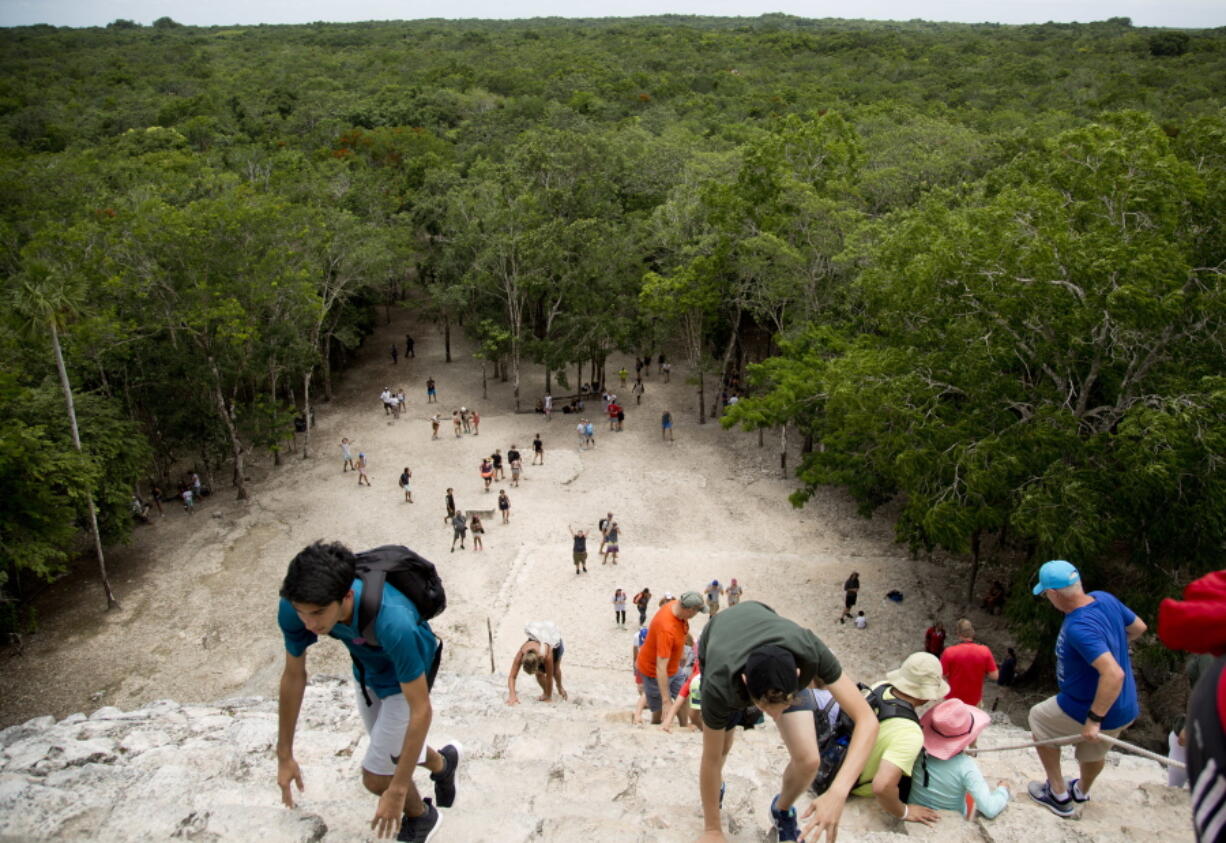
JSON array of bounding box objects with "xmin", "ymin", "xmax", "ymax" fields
[{"xmin": 966, "ymin": 732, "xmax": 1187, "ymax": 770}]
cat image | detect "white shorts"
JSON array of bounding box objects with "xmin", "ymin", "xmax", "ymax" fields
[{"xmin": 354, "ymin": 683, "xmax": 427, "ymax": 775}]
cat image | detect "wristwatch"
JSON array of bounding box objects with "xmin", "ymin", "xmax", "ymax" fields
[{"xmin": 1086, "ymin": 710, "xmax": 1104, "ymax": 724}]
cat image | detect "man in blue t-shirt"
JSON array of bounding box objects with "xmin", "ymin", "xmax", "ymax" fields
[
  {"xmin": 276, "ymin": 541, "xmax": 461, "ymax": 842},
  {"xmin": 1026, "ymin": 560, "xmax": 1147, "ymax": 818}
]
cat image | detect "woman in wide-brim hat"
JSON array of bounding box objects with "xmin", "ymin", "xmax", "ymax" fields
[{"xmin": 908, "ymin": 698, "xmax": 1011, "ymax": 820}]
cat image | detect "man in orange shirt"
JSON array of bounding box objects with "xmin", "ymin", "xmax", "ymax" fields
[
  {"xmin": 636, "ymin": 592, "xmax": 706, "ymax": 725},
  {"xmin": 940, "ymin": 618, "xmax": 998, "ymax": 706}
]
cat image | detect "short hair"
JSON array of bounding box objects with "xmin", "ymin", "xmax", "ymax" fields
[
  {"xmin": 280, "ymin": 541, "xmax": 356, "ymax": 606},
  {"xmin": 956, "ymin": 618, "xmax": 975, "ymax": 638},
  {"xmin": 522, "ymin": 650, "xmax": 543, "ymax": 675}
]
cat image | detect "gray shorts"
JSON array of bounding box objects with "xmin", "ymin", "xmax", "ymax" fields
[
  {"xmin": 354, "ymin": 683, "xmax": 427, "ymax": 776},
  {"xmin": 638, "ymin": 668, "xmax": 685, "ymax": 713},
  {"xmin": 1028, "ymin": 695, "xmax": 1132, "ymax": 764}
]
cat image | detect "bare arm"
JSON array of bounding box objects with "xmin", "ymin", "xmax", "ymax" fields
[
  {"xmin": 507, "ymin": 648, "xmax": 524, "ymax": 704},
  {"xmin": 656, "ymin": 656, "xmax": 672, "ymax": 710},
  {"xmin": 1126, "ymin": 616, "xmax": 1147, "ymax": 642},
  {"xmin": 1082, "ymin": 650, "xmax": 1126, "ymax": 740},
  {"xmin": 276, "ymin": 652, "xmax": 308, "ymax": 807},
  {"xmin": 800, "ymin": 674, "xmax": 879, "ymax": 840},
  {"xmin": 872, "ymin": 761, "xmax": 937, "ymax": 824}
]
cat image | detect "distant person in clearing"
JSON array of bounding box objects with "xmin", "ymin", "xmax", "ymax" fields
[
  {"xmin": 854, "ymin": 611, "xmax": 867, "ymax": 629},
  {"xmin": 442, "ymin": 488, "xmax": 455, "ymax": 526},
  {"xmin": 425, "ymin": 377, "xmax": 437, "ymax": 403},
  {"xmin": 430, "ymin": 414, "xmax": 441, "ymax": 440},
  {"xmin": 704, "ymin": 580, "xmax": 724, "ymax": 615},
  {"xmin": 356, "ymin": 453, "xmax": 371, "ymax": 487},
  {"xmin": 506, "ymin": 621, "xmax": 567, "ymax": 704},
  {"xmin": 839, "ymin": 571, "xmax": 860, "ymax": 624},
  {"xmin": 275, "ymin": 541, "xmax": 459, "ymax": 843},
  {"xmin": 613, "ymin": 588, "xmax": 627, "ymax": 627},
  {"xmin": 390, "ymin": 344, "xmax": 398, "ymax": 365},
  {"xmin": 469, "ymin": 514, "xmax": 484, "ymax": 551},
  {"xmin": 661, "ymin": 409, "xmax": 674, "ymax": 441},
  {"xmin": 450, "ymin": 510, "xmax": 467, "ymax": 552},
  {"xmin": 340, "ymin": 437, "xmax": 355, "ymax": 472},
  {"xmin": 498, "ymin": 489, "xmax": 511, "ymax": 524},
  {"xmin": 451, "ymin": 410, "xmax": 462, "ymax": 438},
  {"xmin": 569, "ymin": 525, "xmax": 589, "ymax": 574},
  {"xmin": 601, "ymin": 520, "xmax": 620, "ymax": 565},
  {"xmin": 633, "ymin": 587, "xmax": 652, "ymax": 626},
  {"xmin": 695, "ymin": 601, "xmax": 879, "ymax": 843},
  {"xmin": 398, "ymin": 467, "xmax": 413, "ymax": 503},
  {"xmin": 725, "ymin": 578, "xmax": 743, "ymax": 607},
  {"xmin": 470, "ymin": 409, "xmax": 480, "ymax": 436},
  {"xmin": 479, "ymin": 457, "xmax": 493, "ymax": 492},
  {"xmin": 532, "ymin": 433, "xmax": 544, "ymax": 465},
  {"xmin": 506, "ymin": 445, "xmax": 522, "ymax": 486}
]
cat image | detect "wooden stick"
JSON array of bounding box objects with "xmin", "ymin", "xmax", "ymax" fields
[{"xmin": 487, "ymin": 616, "xmax": 496, "ymax": 673}]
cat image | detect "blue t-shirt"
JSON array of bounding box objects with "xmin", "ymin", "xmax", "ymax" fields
[
  {"xmin": 278, "ymin": 579, "xmax": 437, "ymax": 699},
  {"xmin": 1055, "ymin": 590, "xmax": 1138, "ymax": 729}
]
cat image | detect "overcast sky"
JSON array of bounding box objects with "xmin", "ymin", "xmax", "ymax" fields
[{"xmin": 1, "ymin": 0, "xmax": 1220, "ymax": 29}]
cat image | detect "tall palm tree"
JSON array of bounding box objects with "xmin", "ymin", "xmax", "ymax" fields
[{"xmin": 11, "ymin": 263, "xmax": 120, "ymax": 610}]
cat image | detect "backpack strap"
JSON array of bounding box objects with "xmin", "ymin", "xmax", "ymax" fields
[{"xmin": 357, "ymin": 567, "xmax": 387, "ymax": 648}]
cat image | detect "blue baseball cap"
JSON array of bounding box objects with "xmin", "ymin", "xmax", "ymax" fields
[{"xmin": 1032, "ymin": 560, "xmax": 1080, "ymax": 595}]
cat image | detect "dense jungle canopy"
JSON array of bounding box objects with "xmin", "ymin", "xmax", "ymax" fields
[{"xmin": 0, "ymin": 15, "xmax": 1223, "ymax": 647}]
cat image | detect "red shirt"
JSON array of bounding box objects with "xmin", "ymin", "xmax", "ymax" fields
[
  {"xmin": 941, "ymin": 641, "xmax": 998, "ymax": 706},
  {"xmin": 635, "ymin": 601, "xmax": 689, "ymax": 678}
]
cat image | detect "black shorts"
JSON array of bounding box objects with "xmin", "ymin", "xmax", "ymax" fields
[{"xmin": 845, "ymin": 592, "xmax": 858, "ymax": 609}]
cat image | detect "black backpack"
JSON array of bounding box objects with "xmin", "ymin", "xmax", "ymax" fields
[
  {"xmin": 812, "ymin": 683, "xmax": 928, "ymax": 799},
  {"xmin": 349, "ymin": 545, "xmax": 447, "ymax": 705}
]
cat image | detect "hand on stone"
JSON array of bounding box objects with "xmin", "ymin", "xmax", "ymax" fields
[{"xmin": 277, "ymin": 756, "xmax": 303, "ymax": 808}]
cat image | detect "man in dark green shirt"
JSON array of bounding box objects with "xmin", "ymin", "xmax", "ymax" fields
[{"xmin": 695, "ymin": 601, "xmax": 878, "ymax": 843}]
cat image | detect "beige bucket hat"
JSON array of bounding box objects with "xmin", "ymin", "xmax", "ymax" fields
[{"xmin": 886, "ymin": 652, "xmax": 950, "ymax": 701}]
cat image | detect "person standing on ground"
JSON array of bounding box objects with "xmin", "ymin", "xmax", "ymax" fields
[
  {"xmin": 695, "ymin": 600, "xmax": 880, "ymax": 843},
  {"xmin": 661, "ymin": 409, "xmax": 674, "ymax": 441},
  {"xmin": 405, "ymin": 334, "xmax": 414, "ymax": 357},
  {"xmin": 662, "ymin": 360, "xmax": 671, "ymax": 383},
  {"xmin": 616, "ymin": 403, "xmax": 626, "ymax": 432},
  {"xmin": 498, "ymin": 490, "xmax": 511, "ymax": 524},
  {"xmin": 635, "ymin": 358, "xmax": 643, "ymax": 380},
  {"xmin": 426, "ymin": 377, "xmax": 437, "ymax": 404},
  {"xmin": 940, "ymin": 618, "xmax": 998, "ymax": 707},
  {"xmin": 998, "ymin": 648, "xmax": 1018, "ymax": 687},
  {"xmin": 1026, "ymin": 559, "xmax": 1145, "ymax": 818},
  {"xmin": 443, "ymin": 488, "xmax": 456, "ymax": 526},
  {"xmin": 543, "ymin": 393, "xmax": 553, "ymax": 422},
  {"xmin": 492, "ymin": 449, "xmax": 504, "ymax": 480},
  {"xmin": 618, "ymin": 366, "xmax": 629, "ymax": 386},
  {"xmin": 598, "ymin": 512, "xmax": 613, "ymax": 554},
  {"xmin": 725, "ymin": 578, "xmax": 743, "ymax": 607},
  {"xmin": 633, "ymin": 587, "xmax": 652, "ymax": 627},
  {"xmin": 479, "ymin": 457, "xmax": 493, "ymax": 493},
  {"xmin": 397, "ymin": 389, "xmax": 406, "ymax": 414},
  {"xmin": 633, "ymin": 378, "xmax": 645, "ymax": 406},
  {"xmin": 391, "ymin": 344, "xmax": 398, "ymax": 365},
  {"xmin": 398, "ymin": 467, "xmax": 413, "ymax": 503},
  {"xmin": 613, "ymin": 589, "xmax": 627, "ymax": 627},
  {"xmin": 569, "ymin": 525, "xmax": 589, "ymax": 574},
  {"xmin": 532, "ymin": 433, "xmax": 544, "ymax": 465},
  {"xmin": 576, "ymin": 418, "xmax": 587, "ymax": 450},
  {"xmin": 506, "ymin": 621, "xmax": 567, "ymax": 704},
  {"xmin": 430, "ymin": 415, "xmax": 440, "ymax": 440},
  {"xmin": 839, "ymin": 571, "xmax": 860, "ymax": 623},
  {"xmin": 584, "ymin": 418, "xmax": 595, "ymax": 448},
  {"xmin": 507, "ymin": 445, "xmax": 522, "ymax": 486},
  {"xmin": 451, "ymin": 411, "xmax": 462, "ymax": 439},
  {"xmin": 356, "ymin": 453, "xmax": 371, "ymax": 487},
  {"xmin": 340, "ymin": 438, "xmax": 356, "ymax": 472},
  {"xmin": 149, "ymin": 485, "xmax": 165, "ymax": 517},
  {"xmin": 636, "ymin": 592, "xmax": 705, "ymax": 727},
  {"xmin": 181, "ymin": 487, "xmax": 195, "ymax": 514},
  {"xmin": 460, "ymin": 408, "xmax": 471, "ymax": 434},
  {"xmin": 450, "ymin": 510, "xmax": 467, "ymax": 553},
  {"xmin": 924, "ymin": 621, "xmax": 946, "ymax": 656},
  {"xmin": 704, "ymin": 580, "xmax": 724, "ymax": 615},
  {"xmin": 276, "ymin": 542, "xmax": 460, "ymax": 842},
  {"xmin": 602, "ymin": 520, "xmax": 620, "ymax": 565},
  {"xmin": 469, "ymin": 515, "xmax": 484, "ymax": 551},
  {"xmin": 471, "ymin": 409, "xmax": 480, "ymax": 436}
]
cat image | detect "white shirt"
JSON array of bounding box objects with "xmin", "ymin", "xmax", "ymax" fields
[{"xmin": 854, "ymin": 615, "xmax": 867, "ymax": 629}]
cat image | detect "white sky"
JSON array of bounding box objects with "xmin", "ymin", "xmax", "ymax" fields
[{"xmin": 0, "ymin": 0, "xmax": 1220, "ymax": 28}]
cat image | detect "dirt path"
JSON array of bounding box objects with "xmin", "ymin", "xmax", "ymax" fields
[{"xmin": 3, "ymin": 308, "xmax": 989, "ymax": 727}]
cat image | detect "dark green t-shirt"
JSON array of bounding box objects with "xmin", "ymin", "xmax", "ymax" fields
[{"xmin": 697, "ymin": 601, "xmax": 843, "ymax": 729}]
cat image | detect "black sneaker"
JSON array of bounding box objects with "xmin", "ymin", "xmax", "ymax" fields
[
  {"xmin": 1066, "ymin": 777, "xmax": 1091, "ymax": 803},
  {"xmin": 431, "ymin": 742, "xmax": 462, "ymax": 808},
  {"xmin": 397, "ymin": 799, "xmax": 441, "ymax": 843},
  {"xmin": 1027, "ymin": 781, "xmax": 1075, "ymax": 818}
]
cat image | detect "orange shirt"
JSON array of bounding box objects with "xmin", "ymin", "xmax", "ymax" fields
[{"xmin": 636, "ymin": 601, "xmax": 689, "ymax": 678}]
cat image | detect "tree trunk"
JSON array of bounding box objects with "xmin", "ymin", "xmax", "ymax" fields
[
  {"xmin": 482, "ymin": 361, "xmax": 488, "ymax": 400},
  {"xmin": 545, "ymin": 368, "xmax": 552, "ymax": 394},
  {"xmin": 511, "ymin": 336, "xmax": 522, "ymax": 412},
  {"xmin": 302, "ymin": 369, "xmax": 313, "ymax": 459},
  {"xmin": 322, "ymin": 334, "xmax": 334, "ymax": 402},
  {"xmin": 269, "ymin": 368, "xmax": 282, "ymax": 467},
  {"xmin": 758, "ymin": 427, "xmax": 764, "ymax": 448},
  {"xmin": 207, "ymin": 357, "xmax": 249, "ymax": 500},
  {"xmin": 780, "ymin": 423, "xmax": 788, "ymax": 479},
  {"xmin": 444, "ymin": 314, "xmax": 452, "ymax": 363},
  {"xmin": 698, "ymin": 369, "xmax": 706, "ymax": 425},
  {"xmin": 50, "ymin": 321, "xmax": 119, "ymax": 611},
  {"xmin": 967, "ymin": 528, "xmax": 982, "ymax": 604}
]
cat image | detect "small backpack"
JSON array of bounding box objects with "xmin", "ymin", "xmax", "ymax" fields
[
  {"xmin": 349, "ymin": 545, "xmax": 446, "ymax": 704},
  {"xmin": 811, "ymin": 683, "xmax": 928, "ymax": 799}
]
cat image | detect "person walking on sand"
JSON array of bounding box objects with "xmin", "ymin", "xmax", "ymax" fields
[
  {"xmin": 662, "ymin": 360, "xmax": 671, "ymax": 383},
  {"xmin": 532, "ymin": 433, "xmax": 544, "ymax": 465},
  {"xmin": 492, "ymin": 449, "xmax": 504, "ymax": 480},
  {"xmin": 470, "ymin": 514, "xmax": 485, "ymax": 551},
  {"xmin": 507, "ymin": 445, "xmax": 522, "ymax": 486},
  {"xmin": 398, "ymin": 467, "xmax": 413, "ymax": 503},
  {"xmin": 430, "ymin": 414, "xmax": 441, "ymax": 440},
  {"xmin": 1026, "ymin": 560, "xmax": 1145, "ymax": 818},
  {"xmin": 661, "ymin": 409, "xmax": 674, "ymax": 441},
  {"xmin": 941, "ymin": 618, "xmax": 998, "ymax": 707},
  {"xmin": 479, "ymin": 457, "xmax": 493, "ymax": 492},
  {"xmin": 924, "ymin": 621, "xmax": 946, "ymax": 656},
  {"xmin": 613, "ymin": 588, "xmax": 628, "ymax": 627},
  {"xmin": 726, "ymin": 578, "xmax": 743, "ymax": 607},
  {"xmin": 451, "ymin": 410, "xmax": 462, "ymax": 439},
  {"xmin": 618, "ymin": 366, "xmax": 628, "ymax": 386},
  {"xmin": 506, "ymin": 621, "xmax": 567, "ymax": 704},
  {"xmin": 275, "ymin": 542, "xmax": 460, "ymax": 843},
  {"xmin": 356, "ymin": 453, "xmax": 371, "ymax": 486},
  {"xmin": 696, "ymin": 601, "xmax": 880, "ymax": 843},
  {"xmin": 633, "ymin": 587, "xmax": 652, "ymax": 627},
  {"xmin": 602, "ymin": 520, "xmax": 620, "ymax": 565},
  {"xmin": 633, "ymin": 378, "xmax": 645, "ymax": 406},
  {"xmin": 569, "ymin": 525, "xmax": 589, "ymax": 574},
  {"xmin": 405, "ymin": 333, "xmax": 414, "ymax": 357},
  {"xmin": 340, "ymin": 438, "xmax": 355, "ymax": 472},
  {"xmin": 443, "ymin": 488, "xmax": 456, "ymax": 526},
  {"xmin": 543, "ymin": 393, "xmax": 553, "ymax": 422},
  {"xmin": 598, "ymin": 512, "xmax": 614, "ymax": 553},
  {"xmin": 471, "ymin": 409, "xmax": 480, "ymax": 436},
  {"xmin": 498, "ymin": 489, "xmax": 511, "ymax": 524},
  {"xmin": 584, "ymin": 418, "xmax": 595, "ymax": 448},
  {"xmin": 390, "ymin": 344, "xmax": 398, "ymax": 365},
  {"xmin": 181, "ymin": 487, "xmax": 195, "ymax": 514},
  {"xmin": 450, "ymin": 510, "xmax": 467, "ymax": 552},
  {"xmin": 839, "ymin": 571, "xmax": 860, "ymax": 624},
  {"xmin": 460, "ymin": 407, "xmax": 471, "ymax": 434},
  {"xmin": 704, "ymin": 580, "xmax": 724, "ymax": 615},
  {"xmin": 576, "ymin": 418, "xmax": 587, "ymax": 450},
  {"xmin": 426, "ymin": 377, "xmax": 437, "ymax": 403}
]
